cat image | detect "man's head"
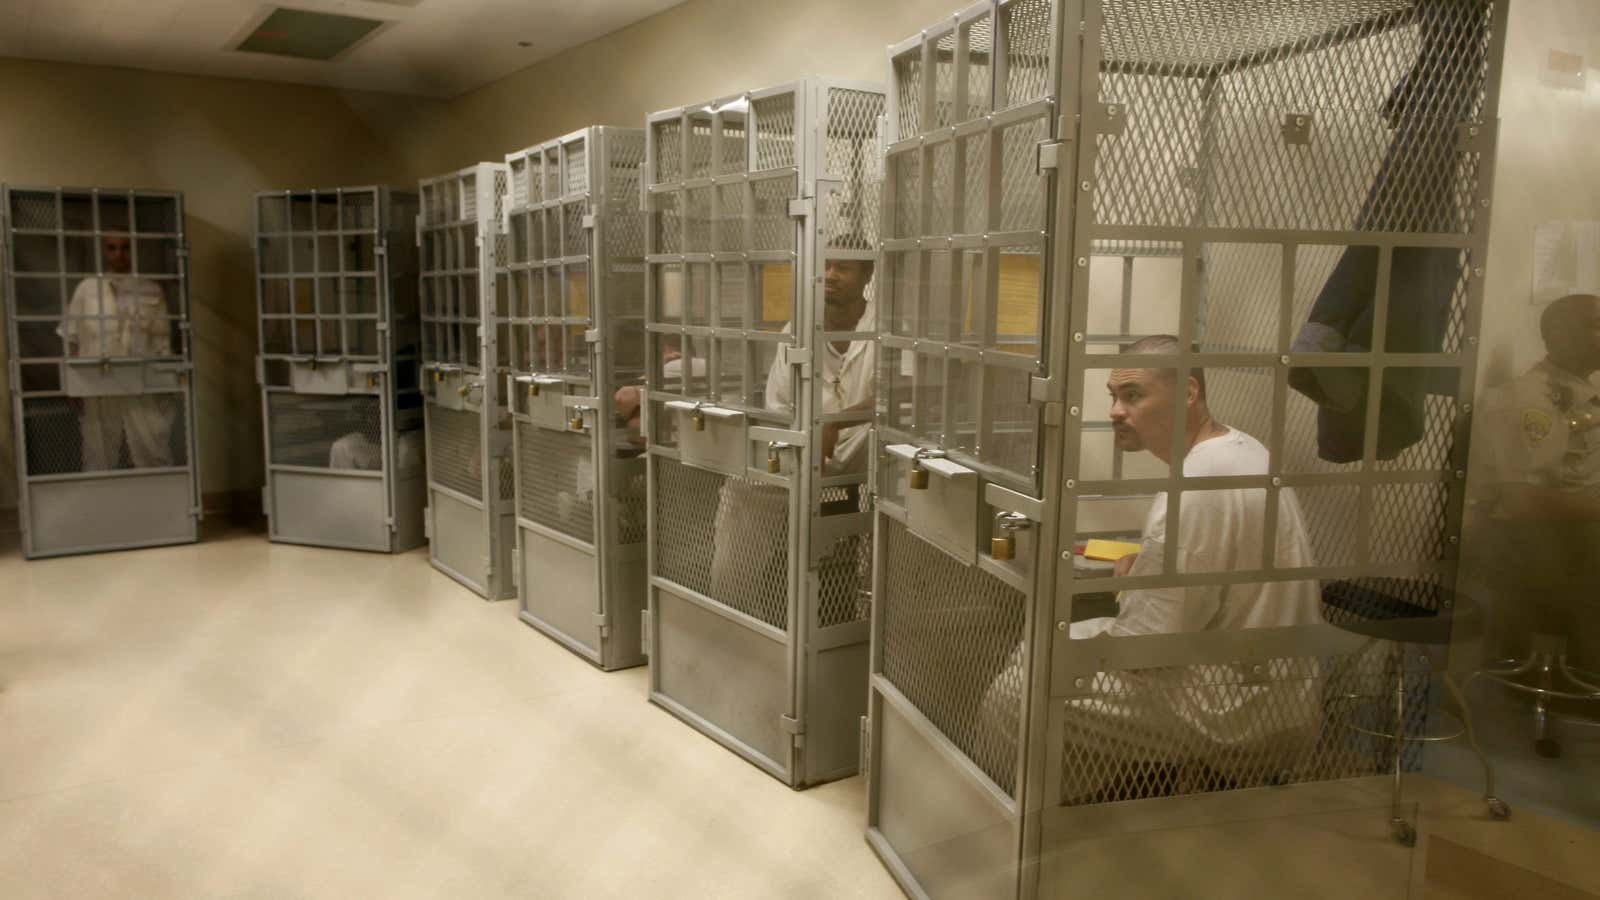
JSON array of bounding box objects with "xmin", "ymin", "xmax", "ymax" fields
[
  {"xmin": 1107, "ymin": 334, "xmax": 1209, "ymax": 462},
  {"xmin": 1541, "ymin": 294, "xmax": 1600, "ymax": 375},
  {"xmin": 823, "ymin": 258, "xmax": 874, "ymax": 309},
  {"xmin": 101, "ymin": 233, "xmax": 132, "ymax": 275}
]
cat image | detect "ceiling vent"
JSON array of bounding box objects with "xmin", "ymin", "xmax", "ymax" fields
[{"xmin": 235, "ymin": 8, "xmax": 386, "ymax": 61}]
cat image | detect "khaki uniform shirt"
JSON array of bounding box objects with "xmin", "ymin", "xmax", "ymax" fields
[{"xmin": 1477, "ymin": 359, "xmax": 1600, "ymax": 511}]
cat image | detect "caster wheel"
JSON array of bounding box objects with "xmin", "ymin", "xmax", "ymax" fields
[
  {"xmin": 1486, "ymin": 797, "xmax": 1511, "ymax": 820},
  {"xmin": 1535, "ymin": 738, "xmax": 1563, "ymax": 759},
  {"xmin": 1391, "ymin": 820, "xmax": 1417, "ymax": 847}
]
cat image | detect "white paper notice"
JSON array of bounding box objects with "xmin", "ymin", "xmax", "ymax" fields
[{"xmin": 1531, "ymin": 220, "xmax": 1600, "ymax": 304}]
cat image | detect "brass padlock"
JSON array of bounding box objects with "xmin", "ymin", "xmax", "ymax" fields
[
  {"xmin": 991, "ymin": 511, "xmax": 1030, "ymax": 561},
  {"xmin": 692, "ymin": 411, "xmax": 706, "ymax": 432},
  {"xmin": 433, "ymin": 369, "xmax": 444, "ymax": 383},
  {"xmin": 178, "ymin": 370, "xmax": 189, "ymax": 386},
  {"xmin": 766, "ymin": 442, "xmax": 784, "ymax": 474},
  {"xmin": 909, "ymin": 465, "xmax": 930, "ymax": 490},
  {"xmin": 570, "ymin": 411, "xmax": 585, "ymax": 430},
  {"xmin": 529, "ymin": 380, "xmax": 540, "ymax": 397},
  {"xmin": 101, "ymin": 359, "xmax": 111, "ymax": 374},
  {"xmin": 458, "ymin": 384, "xmax": 471, "ymax": 398},
  {"xmin": 367, "ymin": 374, "xmax": 377, "ymax": 388}
]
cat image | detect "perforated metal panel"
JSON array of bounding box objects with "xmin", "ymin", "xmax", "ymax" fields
[
  {"xmin": 867, "ymin": 3, "xmax": 1508, "ymax": 898},
  {"xmin": 254, "ymin": 186, "xmax": 424, "ymax": 553},
  {"xmin": 3, "ymin": 185, "xmax": 201, "ymax": 558},
  {"xmin": 645, "ymin": 79, "xmax": 885, "ymax": 787}
]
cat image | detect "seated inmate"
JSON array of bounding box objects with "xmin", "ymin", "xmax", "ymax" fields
[
  {"xmin": 1075, "ymin": 334, "xmax": 1322, "ymax": 638},
  {"xmin": 708, "ymin": 259, "xmax": 876, "ymax": 620},
  {"xmin": 985, "ymin": 336, "xmax": 1322, "ymax": 798}
]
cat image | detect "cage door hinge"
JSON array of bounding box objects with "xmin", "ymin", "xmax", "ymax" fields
[
  {"xmin": 261, "ymin": 485, "xmax": 271, "ymax": 519},
  {"xmin": 780, "ymin": 713, "xmax": 805, "ymax": 736},
  {"xmin": 788, "ymin": 197, "xmax": 815, "ymax": 219},
  {"xmin": 254, "ymin": 356, "xmax": 264, "ymax": 385},
  {"xmin": 641, "ymin": 609, "xmax": 652, "ymax": 657},
  {"xmin": 859, "ymin": 716, "xmax": 871, "ymax": 778},
  {"xmin": 423, "ymin": 506, "xmax": 432, "ymax": 539},
  {"xmin": 415, "ymin": 213, "xmax": 423, "ymax": 248},
  {"xmin": 779, "ymin": 343, "xmax": 811, "ymax": 373},
  {"xmin": 592, "ymin": 612, "xmax": 611, "ymax": 636},
  {"xmin": 385, "ymin": 515, "xmax": 396, "ymax": 532},
  {"xmin": 176, "ymin": 243, "xmax": 191, "ymax": 260},
  {"xmin": 1031, "ymin": 374, "xmax": 1063, "ymax": 425},
  {"xmin": 582, "ymin": 213, "xmax": 596, "ymax": 230},
  {"xmin": 584, "ymin": 328, "xmax": 602, "ymax": 343},
  {"xmin": 482, "ymin": 556, "xmax": 493, "ymax": 580},
  {"xmin": 1036, "ymin": 141, "xmax": 1065, "ymax": 174},
  {"xmin": 511, "ymin": 552, "xmax": 520, "ymax": 584}
]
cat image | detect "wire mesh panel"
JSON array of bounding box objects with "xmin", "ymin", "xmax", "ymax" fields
[
  {"xmin": 417, "ymin": 164, "xmax": 515, "ymax": 599},
  {"xmin": 503, "ymin": 127, "xmax": 648, "ymax": 670},
  {"xmin": 2, "ymin": 185, "xmax": 200, "ymax": 558},
  {"xmin": 255, "ymin": 186, "xmax": 424, "ymax": 553},
  {"xmin": 865, "ymin": 2, "xmax": 1508, "ymax": 897},
  {"xmin": 644, "ymin": 78, "xmax": 885, "ymax": 787}
]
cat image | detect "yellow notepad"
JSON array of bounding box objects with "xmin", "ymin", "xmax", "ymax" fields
[{"xmin": 1083, "ymin": 539, "xmax": 1141, "ymax": 561}]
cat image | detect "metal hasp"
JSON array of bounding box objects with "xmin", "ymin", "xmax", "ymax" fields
[
  {"xmin": 501, "ymin": 127, "xmax": 651, "ymax": 671},
  {"xmin": 864, "ymin": 1, "xmax": 1510, "ymax": 897},
  {"xmin": 254, "ymin": 186, "xmax": 426, "ymax": 553},
  {"xmin": 2, "ymin": 185, "xmax": 201, "ymax": 557},
  {"xmin": 417, "ymin": 162, "xmax": 516, "ymax": 599},
  {"xmin": 643, "ymin": 77, "xmax": 887, "ymax": 788}
]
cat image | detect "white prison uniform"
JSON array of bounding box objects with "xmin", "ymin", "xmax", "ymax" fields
[
  {"xmin": 762, "ymin": 305, "xmax": 877, "ymax": 475},
  {"xmin": 329, "ymin": 432, "xmax": 382, "ymax": 470},
  {"xmin": 59, "ymin": 276, "xmax": 176, "ymax": 470},
  {"xmin": 983, "ymin": 428, "xmax": 1323, "ymax": 795},
  {"xmin": 707, "ymin": 307, "xmax": 875, "ymax": 612}
]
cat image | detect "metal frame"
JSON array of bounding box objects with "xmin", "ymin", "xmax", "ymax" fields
[
  {"xmin": 417, "ymin": 163, "xmax": 515, "ymax": 599},
  {"xmin": 2, "ymin": 184, "xmax": 201, "ymax": 558},
  {"xmin": 864, "ymin": 1, "xmax": 1511, "ymax": 896},
  {"xmin": 643, "ymin": 77, "xmax": 887, "ymax": 787},
  {"xmin": 254, "ymin": 186, "xmax": 425, "ymax": 553},
  {"xmin": 502, "ymin": 126, "xmax": 650, "ymax": 669}
]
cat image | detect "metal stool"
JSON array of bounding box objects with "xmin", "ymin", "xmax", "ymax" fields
[
  {"xmin": 1475, "ymin": 632, "xmax": 1600, "ymax": 758},
  {"xmin": 1323, "ymin": 579, "xmax": 1510, "ymax": 846}
]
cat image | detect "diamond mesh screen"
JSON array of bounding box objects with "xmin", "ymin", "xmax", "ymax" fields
[
  {"xmin": 617, "ymin": 468, "xmax": 649, "ymax": 546},
  {"xmin": 268, "ymin": 393, "xmax": 384, "ymax": 469},
  {"xmin": 1056, "ymin": 642, "xmax": 1426, "ymax": 805},
  {"xmin": 606, "ymin": 132, "xmax": 648, "ymax": 260},
  {"xmin": 1094, "ymin": 0, "xmax": 1494, "ymax": 234},
  {"xmin": 516, "ymin": 420, "xmax": 594, "ymax": 544},
  {"xmin": 754, "ymin": 92, "xmax": 797, "ymax": 171},
  {"xmin": 20, "ymin": 395, "xmax": 188, "ymax": 475},
  {"xmin": 880, "ymin": 517, "xmax": 1027, "ymax": 795},
  {"xmin": 824, "ymin": 88, "xmax": 886, "ymax": 250},
  {"xmin": 654, "ymin": 459, "xmax": 792, "ymax": 631},
  {"xmin": 427, "ymin": 404, "xmax": 482, "ymax": 501},
  {"xmin": 1002, "ymin": 0, "xmax": 1054, "ymax": 108}
]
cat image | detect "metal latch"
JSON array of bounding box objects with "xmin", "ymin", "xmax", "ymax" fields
[
  {"xmin": 780, "ymin": 713, "xmax": 804, "ymax": 735},
  {"xmin": 1036, "ymin": 141, "xmax": 1065, "ymax": 173},
  {"xmin": 779, "ymin": 344, "xmax": 811, "ymax": 369},
  {"xmin": 582, "ymin": 213, "xmax": 596, "ymax": 230},
  {"xmin": 788, "ymin": 197, "xmax": 815, "ymax": 218}
]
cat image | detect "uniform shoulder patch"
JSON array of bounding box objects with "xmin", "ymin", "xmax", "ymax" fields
[{"xmin": 1523, "ymin": 408, "xmax": 1554, "ymax": 446}]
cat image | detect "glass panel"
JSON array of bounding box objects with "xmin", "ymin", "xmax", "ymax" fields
[
  {"xmin": 750, "ymin": 340, "xmax": 782, "ymax": 413},
  {"xmin": 991, "ymin": 248, "xmax": 1041, "ymax": 357},
  {"xmin": 565, "ymin": 262, "xmax": 591, "ymax": 322}
]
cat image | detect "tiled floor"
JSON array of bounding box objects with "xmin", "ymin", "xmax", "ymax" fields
[
  {"xmin": 0, "ymin": 530, "xmax": 902, "ymax": 899},
  {"xmin": 3, "ymin": 529, "xmax": 1599, "ymax": 899}
]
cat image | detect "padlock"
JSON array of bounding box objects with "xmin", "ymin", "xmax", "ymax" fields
[
  {"xmin": 767, "ymin": 443, "xmax": 782, "ymax": 474},
  {"xmin": 909, "ymin": 464, "xmax": 930, "ymax": 490},
  {"xmin": 458, "ymin": 384, "xmax": 471, "ymax": 398},
  {"xmin": 692, "ymin": 411, "xmax": 706, "ymax": 432},
  {"xmin": 529, "ymin": 380, "xmax": 540, "ymax": 397},
  {"xmin": 101, "ymin": 359, "xmax": 111, "ymax": 374},
  {"xmin": 570, "ymin": 411, "xmax": 585, "ymax": 430},
  {"xmin": 433, "ymin": 369, "xmax": 444, "ymax": 383},
  {"xmin": 367, "ymin": 374, "xmax": 377, "ymax": 388},
  {"xmin": 991, "ymin": 511, "xmax": 1030, "ymax": 561}
]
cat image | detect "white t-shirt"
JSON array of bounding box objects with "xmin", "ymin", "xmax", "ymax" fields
[
  {"xmin": 763, "ymin": 304, "xmax": 876, "ymax": 474},
  {"xmin": 58, "ymin": 276, "xmax": 172, "ymax": 358},
  {"xmin": 1073, "ymin": 427, "xmax": 1321, "ymax": 639}
]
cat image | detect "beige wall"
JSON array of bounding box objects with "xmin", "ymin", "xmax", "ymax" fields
[
  {"xmin": 380, "ymin": 0, "xmax": 956, "ymax": 178},
  {"xmin": 0, "ymin": 58, "xmax": 431, "ymax": 516}
]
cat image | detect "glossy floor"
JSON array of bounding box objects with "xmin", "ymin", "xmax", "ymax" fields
[{"xmin": 2, "ymin": 529, "xmax": 1597, "ymax": 899}]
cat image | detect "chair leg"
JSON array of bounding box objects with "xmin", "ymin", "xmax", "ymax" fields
[
  {"xmin": 1390, "ymin": 656, "xmax": 1415, "ymax": 846},
  {"xmin": 1443, "ymin": 671, "xmax": 1510, "ymax": 820},
  {"xmin": 1535, "ymin": 656, "xmax": 1562, "ymax": 758}
]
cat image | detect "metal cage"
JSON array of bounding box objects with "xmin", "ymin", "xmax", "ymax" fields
[
  {"xmin": 418, "ymin": 163, "xmax": 515, "ymax": 598},
  {"xmin": 866, "ymin": 0, "xmax": 1508, "ymax": 896},
  {"xmin": 643, "ymin": 78, "xmax": 887, "ymax": 787},
  {"xmin": 254, "ymin": 186, "xmax": 424, "ymax": 553},
  {"xmin": 2, "ymin": 185, "xmax": 201, "ymax": 557},
  {"xmin": 501, "ymin": 127, "xmax": 650, "ymax": 669}
]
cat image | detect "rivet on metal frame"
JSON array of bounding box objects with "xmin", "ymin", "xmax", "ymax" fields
[
  {"xmin": 1057, "ymin": 621, "xmax": 1068, "ymax": 632},
  {"xmin": 101, "ymin": 359, "xmax": 111, "ymax": 374},
  {"xmin": 1271, "ymin": 476, "xmax": 1283, "ymax": 487},
  {"xmin": 1280, "ymin": 354, "xmax": 1292, "ymax": 365},
  {"xmin": 1073, "ymin": 332, "xmax": 1084, "ymax": 342},
  {"xmin": 1069, "ymin": 405, "xmax": 1081, "ymax": 417},
  {"xmin": 1065, "ymin": 478, "xmax": 1077, "ymax": 489}
]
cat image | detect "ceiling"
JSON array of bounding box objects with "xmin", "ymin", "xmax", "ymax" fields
[{"xmin": 0, "ymin": 0, "xmax": 687, "ymax": 98}]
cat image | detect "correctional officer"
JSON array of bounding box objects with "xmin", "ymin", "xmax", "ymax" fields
[{"xmin": 58, "ymin": 233, "xmax": 176, "ymax": 470}]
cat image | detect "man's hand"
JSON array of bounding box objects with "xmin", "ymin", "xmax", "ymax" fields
[{"xmin": 1113, "ymin": 552, "xmax": 1138, "ymax": 578}]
